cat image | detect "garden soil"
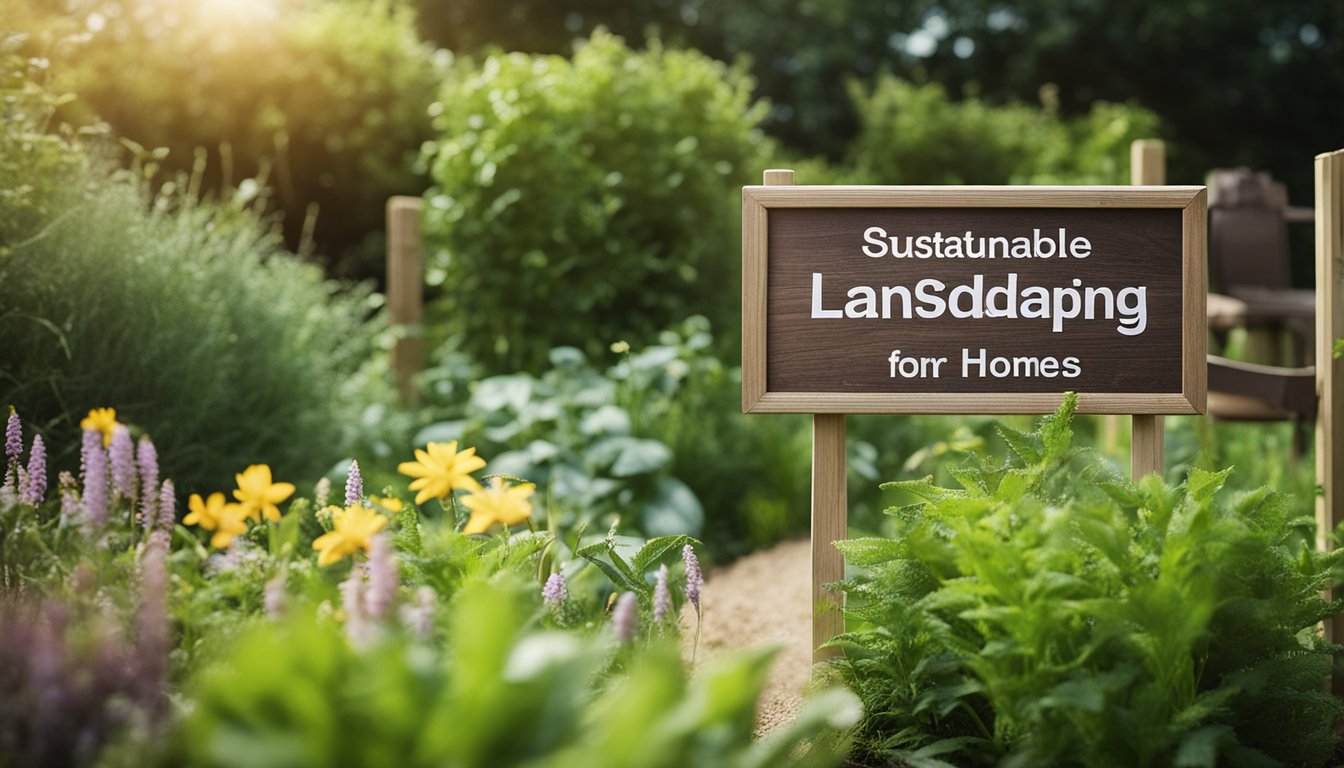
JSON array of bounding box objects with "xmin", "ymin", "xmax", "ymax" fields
[{"xmin": 680, "ymin": 538, "xmax": 811, "ymax": 736}]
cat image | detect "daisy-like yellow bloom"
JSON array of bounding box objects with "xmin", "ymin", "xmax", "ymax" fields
[
  {"xmin": 184, "ymin": 492, "xmax": 228, "ymax": 530},
  {"xmin": 210, "ymin": 503, "xmax": 251, "ymax": 549},
  {"xmin": 397, "ymin": 441, "xmax": 486, "ymax": 505},
  {"xmin": 461, "ymin": 477, "xmax": 535, "ymax": 535},
  {"xmin": 185, "ymin": 492, "xmax": 250, "ymax": 548},
  {"xmin": 80, "ymin": 407, "xmax": 121, "ymax": 447},
  {"xmin": 232, "ymin": 464, "xmax": 295, "ymax": 523},
  {"xmin": 312, "ymin": 504, "xmax": 388, "ymax": 566}
]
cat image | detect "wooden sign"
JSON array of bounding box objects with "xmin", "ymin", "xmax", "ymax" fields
[{"xmin": 743, "ymin": 186, "xmax": 1208, "ymax": 415}]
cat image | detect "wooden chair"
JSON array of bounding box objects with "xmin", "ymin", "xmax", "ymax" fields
[{"xmin": 1206, "ymin": 168, "xmax": 1315, "ymax": 366}]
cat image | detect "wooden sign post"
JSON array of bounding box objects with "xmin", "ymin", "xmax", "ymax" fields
[
  {"xmin": 743, "ymin": 174, "xmax": 1208, "ymax": 662},
  {"xmin": 387, "ymin": 196, "xmax": 425, "ymax": 405},
  {"xmin": 1317, "ymin": 149, "xmax": 1344, "ymax": 647}
]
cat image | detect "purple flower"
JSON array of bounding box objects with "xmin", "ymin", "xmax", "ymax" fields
[
  {"xmin": 653, "ymin": 564, "xmax": 672, "ymax": 624},
  {"xmin": 137, "ymin": 436, "xmax": 159, "ymax": 527},
  {"xmin": 682, "ymin": 544, "xmax": 702, "ymax": 617},
  {"xmin": 5, "ymin": 408, "xmax": 21, "ymax": 469},
  {"xmin": 19, "ymin": 435, "xmax": 46, "ymax": 505},
  {"xmin": 156, "ymin": 480, "xmax": 175, "ymax": 531},
  {"xmin": 58, "ymin": 471, "xmax": 78, "ymax": 521},
  {"xmin": 314, "ymin": 477, "xmax": 331, "ymax": 509},
  {"xmin": 364, "ymin": 535, "xmax": 397, "ymax": 621},
  {"xmin": 109, "ymin": 427, "xmax": 136, "ymax": 503},
  {"xmin": 542, "ymin": 572, "xmax": 568, "ymax": 609},
  {"xmin": 345, "ymin": 460, "xmax": 363, "ymax": 507},
  {"xmin": 80, "ymin": 429, "xmax": 108, "ymax": 527},
  {"xmin": 612, "ymin": 591, "xmax": 638, "ymax": 644}
]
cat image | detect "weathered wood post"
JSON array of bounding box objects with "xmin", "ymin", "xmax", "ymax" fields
[
  {"xmin": 386, "ymin": 196, "xmax": 425, "ymax": 405},
  {"xmin": 757, "ymin": 169, "xmax": 847, "ymax": 662},
  {"xmin": 1315, "ymin": 150, "xmax": 1344, "ymax": 647},
  {"xmin": 1130, "ymin": 139, "xmax": 1167, "ymax": 480}
]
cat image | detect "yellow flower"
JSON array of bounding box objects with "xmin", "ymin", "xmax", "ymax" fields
[
  {"xmin": 312, "ymin": 504, "xmax": 388, "ymax": 566},
  {"xmin": 397, "ymin": 441, "xmax": 486, "ymax": 505},
  {"xmin": 232, "ymin": 464, "xmax": 295, "ymax": 523},
  {"xmin": 461, "ymin": 477, "xmax": 535, "ymax": 535},
  {"xmin": 185, "ymin": 492, "xmax": 228, "ymax": 530},
  {"xmin": 185, "ymin": 492, "xmax": 249, "ymax": 548},
  {"xmin": 369, "ymin": 495, "xmax": 402, "ymax": 514},
  {"xmin": 80, "ymin": 407, "xmax": 121, "ymax": 447},
  {"xmin": 210, "ymin": 503, "xmax": 251, "ymax": 549},
  {"xmin": 610, "ymin": 340, "xmax": 630, "ymax": 354}
]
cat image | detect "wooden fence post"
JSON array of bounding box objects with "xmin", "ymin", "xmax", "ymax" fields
[
  {"xmin": 386, "ymin": 196, "xmax": 424, "ymax": 405},
  {"xmin": 1316, "ymin": 150, "xmax": 1344, "ymax": 647},
  {"xmin": 1130, "ymin": 140, "xmax": 1167, "ymax": 480},
  {"xmin": 763, "ymin": 168, "xmax": 847, "ymax": 662}
]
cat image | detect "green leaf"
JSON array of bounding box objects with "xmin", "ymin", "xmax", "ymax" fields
[
  {"xmin": 630, "ymin": 534, "xmax": 699, "ymax": 575},
  {"xmin": 609, "ymin": 438, "xmax": 672, "ymax": 477},
  {"xmin": 577, "ymin": 539, "xmax": 647, "ymax": 594},
  {"xmin": 996, "ymin": 424, "xmax": 1042, "ymax": 466},
  {"xmin": 836, "ymin": 537, "xmax": 905, "ymax": 567},
  {"xmin": 1187, "ymin": 466, "xmax": 1232, "ymax": 504},
  {"xmin": 1173, "ymin": 724, "xmax": 1233, "ymax": 768},
  {"xmin": 640, "ymin": 477, "xmax": 704, "ymax": 538}
]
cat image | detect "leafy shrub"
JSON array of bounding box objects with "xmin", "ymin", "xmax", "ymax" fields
[
  {"xmin": 174, "ymin": 577, "xmax": 858, "ymax": 768},
  {"xmin": 416, "ymin": 343, "xmax": 708, "ymax": 540},
  {"xmin": 832, "ymin": 394, "xmax": 1342, "ymax": 766},
  {"xmin": 0, "ymin": 55, "xmax": 390, "ymax": 495},
  {"xmin": 847, "ymin": 76, "xmax": 1161, "ymax": 186},
  {"xmin": 14, "ymin": 0, "xmax": 441, "ymax": 277},
  {"xmin": 415, "ymin": 318, "xmax": 816, "ymax": 560},
  {"xmin": 421, "ymin": 31, "xmax": 771, "ymax": 372}
]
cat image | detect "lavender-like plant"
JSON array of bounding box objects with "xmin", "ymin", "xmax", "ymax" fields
[
  {"xmin": 613, "ymin": 591, "xmax": 638, "ymax": 644},
  {"xmin": 542, "ymin": 572, "xmax": 568, "ymax": 610},
  {"xmin": 682, "ymin": 544, "xmax": 702, "ymax": 617},
  {"xmin": 58, "ymin": 471, "xmax": 79, "ymax": 521},
  {"xmin": 653, "ymin": 564, "xmax": 672, "ymax": 625},
  {"xmin": 156, "ymin": 480, "xmax": 176, "ymax": 531},
  {"xmin": 4, "ymin": 407, "xmax": 21, "ymax": 488},
  {"xmin": 364, "ymin": 534, "xmax": 397, "ymax": 621},
  {"xmin": 80, "ymin": 430, "xmax": 108, "ymax": 527},
  {"xmin": 314, "ymin": 476, "xmax": 331, "ymax": 509},
  {"xmin": 137, "ymin": 435, "xmax": 159, "ymax": 527},
  {"xmin": 19, "ymin": 435, "xmax": 46, "ymax": 505},
  {"xmin": 345, "ymin": 459, "xmax": 363, "ymax": 507},
  {"xmin": 108, "ymin": 427, "xmax": 136, "ymax": 504}
]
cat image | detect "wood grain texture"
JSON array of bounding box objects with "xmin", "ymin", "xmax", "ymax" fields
[
  {"xmin": 811, "ymin": 413, "xmax": 846, "ymax": 662},
  {"xmin": 1130, "ymin": 414, "xmax": 1165, "ymax": 480},
  {"xmin": 1315, "ymin": 150, "xmax": 1344, "ymax": 649},
  {"xmin": 1129, "ymin": 140, "xmax": 1167, "ymax": 480},
  {"xmin": 386, "ymin": 196, "xmax": 424, "ymax": 405}
]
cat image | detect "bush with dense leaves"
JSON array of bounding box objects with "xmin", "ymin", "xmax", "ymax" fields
[
  {"xmin": 832, "ymin": 394, "xmax": 1342, "ymax": 767},
  {"xmin": 421, "ymin": 31, "xmax": 770, "ymax": 373},
  {"xmin": 0, "ymin": 54, "xmax": 390, "ymax": 495},
  {"xmin": 847, "ymin": 76, "xmax": 1161, "ymax": 186},
  {"xmin": 12, "ymin": 0, "xmax": 441, "ymax": 278}
]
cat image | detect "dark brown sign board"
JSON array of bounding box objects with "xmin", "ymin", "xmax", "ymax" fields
[{"xmin": 743, "ymin": 186, "xmax": 1208, "ymax": 415}]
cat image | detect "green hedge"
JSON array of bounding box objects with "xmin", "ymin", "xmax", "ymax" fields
[{"xmin": 421, "ymin": 31, "xmax": 771, "ymax": 373}]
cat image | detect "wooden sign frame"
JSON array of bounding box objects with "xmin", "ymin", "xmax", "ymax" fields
[{"xmin": 742, "ymin": 185, "xmax": 1208, "ymax": 416}]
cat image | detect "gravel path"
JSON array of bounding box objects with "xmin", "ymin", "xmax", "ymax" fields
[{"xmin": 681, "ymin": 538, "xmax": 813, "ymax": 735}]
